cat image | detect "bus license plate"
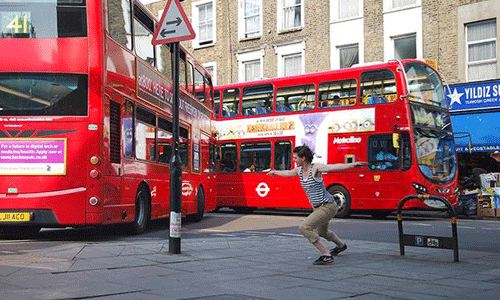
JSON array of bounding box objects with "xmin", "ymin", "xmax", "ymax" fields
[{"xmin": 0, "ymin": 212, "xmax": 31, "ymax": 222}]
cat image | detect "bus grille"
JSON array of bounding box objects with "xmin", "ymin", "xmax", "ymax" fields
[{"xmin": 109, "ymin": 101, "xmax": 121, "ymax": 164}]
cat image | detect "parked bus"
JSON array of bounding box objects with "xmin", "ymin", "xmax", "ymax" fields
[
  {"xmin": 0, "ymin": 0, "xmax": 217, "ymax": 236},
  {"xmin": 213, "ymin": 60, "xmax": 458, "ymax": 217}
]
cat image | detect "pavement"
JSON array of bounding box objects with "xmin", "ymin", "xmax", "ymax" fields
[{"xmin": 1, "ymin": 225, "xmax": 500, "ymax": 300}]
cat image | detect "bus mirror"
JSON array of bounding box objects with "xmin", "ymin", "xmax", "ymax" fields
[{"xmin": 392, "ymin": 133, "xmax": 400, "ymax": 149}]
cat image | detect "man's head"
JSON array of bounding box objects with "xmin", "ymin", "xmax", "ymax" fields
[{"xmin": 293, "ymin": 145, "xmax": 314, "ymax": 166}]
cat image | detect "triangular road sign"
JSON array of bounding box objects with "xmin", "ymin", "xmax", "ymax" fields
[{"xmin": 152, "ymin": 0, "xmax": 196, "ymax": 45}]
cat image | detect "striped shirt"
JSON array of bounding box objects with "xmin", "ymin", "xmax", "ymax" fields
[{"xmin": 298, "ymin": 166, "xmax": 334, "ymax": 208}]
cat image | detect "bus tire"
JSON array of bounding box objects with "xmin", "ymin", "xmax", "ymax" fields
[
  {"xmin": 128, "ymin": 187, "xmax": 151, "ymax": 235},
  {"xmin": 192, "ymin": 187, "xmax": 205, "ymax": 222},
  {"xmin": 327, "ymin": 185, "xmax": 351, "ymax": 218}
]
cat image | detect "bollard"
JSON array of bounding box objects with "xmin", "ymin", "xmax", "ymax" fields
[{"xmin": 397, "ymin": 194, "xmax": 459, "ymax": 262}]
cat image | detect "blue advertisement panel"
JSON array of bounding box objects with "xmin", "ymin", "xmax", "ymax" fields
[{"xmin": 446, "ymin": 79, "xmax": 500, "ymax": 112}]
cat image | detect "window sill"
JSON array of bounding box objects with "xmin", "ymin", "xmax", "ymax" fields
[
  {"xmin": 278, "ymin": 27, "xmax": 303, "ymax": 34},
  {"xmin": 193, "ymin": 42, "xmax": 215, "ymax": 50},
  {"xmin": 331, "ymin": 16, "xmax": 363, "ymax": 24},
  {"xmin": 383, "ymin": 4, "xmax": 421, "ymax": 14},
  {"xmin": 239, "ymin": 35, "xmax": 262, "ymax": 42}
]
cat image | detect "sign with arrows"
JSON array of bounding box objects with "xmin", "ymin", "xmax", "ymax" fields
[{"xmin": 152, "ymin": 0, "xmax": 195, "ymax": 45}]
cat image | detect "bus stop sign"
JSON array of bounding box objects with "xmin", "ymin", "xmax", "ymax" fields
[{"xmin": 152, "ymin": 0, "xmax": 195, "ymax": 45}]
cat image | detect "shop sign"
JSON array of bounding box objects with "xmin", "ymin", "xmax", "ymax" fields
[{"xmin": 446, "ymin": 79, "xmax": 500, "ymax": 112}]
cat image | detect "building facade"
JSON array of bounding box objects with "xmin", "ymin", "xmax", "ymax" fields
[{"xmin": 145, "ymin": 0, "xmax": 499, "ymax": 86}]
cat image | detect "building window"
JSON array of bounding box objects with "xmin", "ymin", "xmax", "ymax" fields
[
  {"xmin": 275, "ymin": 42, "xmax": 305, "ymax": 77},
  {"xmin": 278, "ymin": 0, "xmax": 303, "ymax": 31},
  {"xmin": 283, "ymin": 53, "xmax": 302, "ymax": 76},
  {"xmin": 244, "ymin": 59, "xmax": 262, "ymax": 81},
  {"xmin": 389, "ymin": 0, "xmax": 417, "ymax": 10},
  {"xmin": 237, "ymin": 50, "xmax": 264, "ymax": 82},
  {"xmin": 192, "ymin": 0, "xmax": 216, "ymax": 48},
  {"xmin": 339, "ymin": 0, "xmax": 360, "ymax": 20},
  {"xmin": 338, "ymin": 44, "xmax": 359, "ymax": 69},
  {"xmin": 467, "ymin": 20, "xmax": 497, "ymax": 81},
  {"xmin": 203, "ymin": 62, "xmax": 217, "ymax": 85},
  {"xmin": 239, "ymin": 0, "xmax": 262, "ymax": 39},
  {"xmin": 394, "ymin": 33, "xmax": 416, "ymax": 60}
]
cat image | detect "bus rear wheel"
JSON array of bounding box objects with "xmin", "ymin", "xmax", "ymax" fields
[
  {"xmin": 327, "ymin": 185, "xmax": 351, "ymax": 218},
  {"xmin": 128, "ymin": 187, "xmax": 151, "ymax": 235},
  {"xmin": 192, "ymin": 187, "xmax": 205, "ymax": 222}
]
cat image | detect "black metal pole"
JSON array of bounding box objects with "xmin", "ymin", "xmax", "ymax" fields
[{"xmin": 169, "ymin": 42, "xmax": 182, "ymax": 254}]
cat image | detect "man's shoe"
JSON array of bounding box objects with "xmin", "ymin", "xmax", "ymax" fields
[
  {"xmin": 313, "ymin": 255, "xmax": 334, "ymax": 265},
  {"xmin": 330, "ymin": 244, "xmax": 347, "ymax": 256}
]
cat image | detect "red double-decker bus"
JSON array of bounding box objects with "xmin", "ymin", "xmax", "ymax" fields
[
  {"xmin": 0, "ymin": 0, "xmax": 217, "ymax": 236},
  {"xmin": 214, "ymin": 60, "xmax": 458, "ymax": 218}
]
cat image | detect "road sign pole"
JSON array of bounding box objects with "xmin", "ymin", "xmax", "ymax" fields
[{"xmin": 169, "ymin": 42, "xmax": 182, "ymax": 254}]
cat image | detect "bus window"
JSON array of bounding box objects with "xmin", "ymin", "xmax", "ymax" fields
[
  {"xmin": 222, "ymin": 88, "xmax": 240, "ymax": 118},
  {"xmin": 108, "ymin": 0, "xmax": 132, "ymax": 49},
  {"xmin": 123, "ymin": 100, "xmax": 134, "ymax": 158},
  {"xmin": 187, "ymin": 62, "xmax": 194, "ymax": 93},
  {"xmin": 241, "ymin": 84, "xmax": 273, "ymax": 116},
  {"xmin": 179, "ymin": 126, "xmax": 189, "ymax": 169},
  {"xmin": 133, "ymin": 6, "xmax": 155, "ymax": 66},
  {"xmin": 240, "ymin": 142, "xmax": 271, "ymax": 172},
  {"xmin": 274, "ymin": 140, "xmax": 292, "ymax": 170},
  {"xmin": 209, "ymin": 143, "xmax": 218, "ymax": 173},
  {"xmin": 205, "ymin": 76, "xmax": 213, "ymax": 108},
  {"xmin": 276, "ymin": 84, "xmax": 315, "ymax": 113},
  {"xmin": 220, "ymin": 143, "xmax": 237, "ymax": 173},
  {"xmin": 360, "ymin": 69, "xmax": 397, "ymax": 105},
  {"xmin": 135, "ymin": 107, "xmax": 156, "ymax": 161},
  {"xmin": 156, "ymin": 44, "xmax": 172, "ymax": 79},
  {"xmin": 319, "ymin": 79, "xmax": 357, "ymax": 108},
  {"xmin": 180, "ymin": 53, "xmax": 187, "ymax": 90},
  {"xmin": 214, "ymin": 90, "xmax": 221, "ymax": 118},
  {"xmin": 367, "ymin": 134, "xmax": 399, "ymax": 171},
  {"xmin": 158, "ymin": 118, "xmax": 173, "ymax": 164},
  {"xmin": 194, "ymin": 68, "xmax": 205, "ymax": 103}
]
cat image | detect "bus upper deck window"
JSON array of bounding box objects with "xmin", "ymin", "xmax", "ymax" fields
[
  {"xmin": 242, "ymin": 84, "xmax": 273, "ymax": 116},
  {"xmin": 222, "ymin": 88, "xmax": 240, "ymax": 118},
  {"xmin": 360, "ymin": 69, "xmax": 397, "ymax": 105},
  {"xmin": 318, "ymin": 79, "xmax": 357, "ymax": 109},
  {"xmin": 276, "ymin": 84, "xmax": 315, "ymax": 113}
]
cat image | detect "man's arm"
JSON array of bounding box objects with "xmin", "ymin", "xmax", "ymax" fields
[
  {"xmin": 314, "ymin": 162, "xmax": 367, "ymax": 174},
  {"xmin": 267, "ymin": 168, "xmax": 298, "ymax": 177}
]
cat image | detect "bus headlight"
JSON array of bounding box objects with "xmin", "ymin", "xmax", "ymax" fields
[
  {"xmin": 90, "ymin": 156, "xmax": 100, "ymax": 165},
  {"xmin": 412, "ymin": 182, "xmax": 428, "ymax": 193},
  {"xmin": 90, "ymin": 169, "xmax": 100, "ymax": 179}
]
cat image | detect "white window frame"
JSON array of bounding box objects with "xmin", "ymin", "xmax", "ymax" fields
[
  {"xmin": 192, "ymin": 0, "xmax": 216, "ymax": 49},
  {"xmin": 274, "ymin": 42, "xmax": 305, "ymax": 77},
  {"xmin": 277, "ymin": 0, "xmax": 304, "ymax": 32},
  {"xmin": 383, "ymin": 0, "xmax": 420, "ymax": 12},
  {"xmin": 236, "ymin": 50, "xmax": 264, "ymax": 82},
  {"xmin": 238, "ymin": 0, "xmax": 263, "ymax": 40},
  {"xmin": 202, "ymin": 62, "xmax": 217, "ymax": 85},
  {"xmin": 466, "ymin": 20, "xmax": 497, "ymax": 82},
  {"xmin": 332, "ymin": 0, "xmax": 363, "ymax": 22}
]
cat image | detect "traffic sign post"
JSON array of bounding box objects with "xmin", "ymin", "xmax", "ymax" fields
[{"xmin": 151, "ymin": 0, "xmax": 195, "ymax": 255}]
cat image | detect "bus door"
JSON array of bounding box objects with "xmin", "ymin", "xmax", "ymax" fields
[{"xmin": 364, "ymin": 133, "xmax": 412, "ymax": 209}]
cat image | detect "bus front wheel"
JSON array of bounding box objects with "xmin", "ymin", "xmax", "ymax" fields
[
  {"xmin": 128, "ymin": 187, "xmax": 151, "ymax": 234},
  {"xmin": 327, "ymin": 185, "xmax": 351, "ymax": 218}
]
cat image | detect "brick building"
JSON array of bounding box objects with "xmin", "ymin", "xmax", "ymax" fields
[{"xmin": 144, "ymin": 0, "xmax": 499, "ymax": 86}]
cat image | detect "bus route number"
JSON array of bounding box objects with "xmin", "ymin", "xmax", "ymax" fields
[{"xmin": 2, "ymin": 12, "xmax": 31, "ymax": 35}]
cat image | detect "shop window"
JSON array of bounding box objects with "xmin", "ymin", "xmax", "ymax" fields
[
  {"xmin": 274, "ymin": 140, "xmax": 292, "ymax": 170},
  {"xmin": 240, "ymin": 141, "xmax": 271, "ymax": 172}
]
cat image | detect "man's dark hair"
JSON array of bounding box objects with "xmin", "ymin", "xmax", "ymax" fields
[{"xmin": 293, "ymin": 145, "xmax": 314, "ymax": 163}]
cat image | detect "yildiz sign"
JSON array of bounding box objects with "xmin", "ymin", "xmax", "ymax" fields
[{"xmin": 446, "ymin": 79, "xmax": 500, "ymax": 112}]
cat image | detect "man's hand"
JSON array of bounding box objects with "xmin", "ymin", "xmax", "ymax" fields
[
  {"xmin": 267, "ymin": 170, "xmax": 276, "ymax": 176},
  {"xmin": 352, "ymin": 162, "xmax": 368, "ymax": 168}
]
